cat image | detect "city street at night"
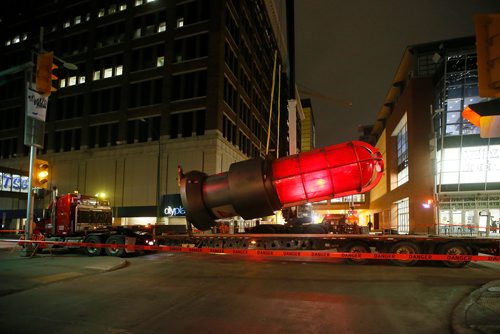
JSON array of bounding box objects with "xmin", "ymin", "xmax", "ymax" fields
[{"xmin": 0, "ymin": 248, "xmax": 499, "ymax": 334}]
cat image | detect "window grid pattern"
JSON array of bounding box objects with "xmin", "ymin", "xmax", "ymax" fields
[{"xmin": 397, "ymin": 198, "xmax": 410, "ymax": 234}]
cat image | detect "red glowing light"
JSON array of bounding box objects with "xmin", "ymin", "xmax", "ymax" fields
[{"xmin": 271, "ymin": 141, "xmax": 383, "ymax": 206}]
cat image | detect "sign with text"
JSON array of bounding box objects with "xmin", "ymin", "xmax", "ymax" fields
[{"xmin": 26, "ymin": 85, "xmax": 48, "ymax": 121}]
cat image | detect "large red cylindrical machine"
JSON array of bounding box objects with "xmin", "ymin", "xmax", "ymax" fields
[{"xmin": 179, "ymin": 141, "xmax": 384, "ymax": 231}]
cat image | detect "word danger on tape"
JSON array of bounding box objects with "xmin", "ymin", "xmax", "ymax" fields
[{"xmin": 3, "ymin": 238, "xmax": 500, "ymax": 262}]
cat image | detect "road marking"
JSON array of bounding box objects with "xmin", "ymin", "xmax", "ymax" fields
[{"xmin": 31, "ymin": 272, "xmax": 83, "ymax": 283}]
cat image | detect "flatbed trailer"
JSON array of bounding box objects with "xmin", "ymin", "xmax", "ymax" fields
[{"xmin": 158, "ymin": 232, "xmax": 500, "ymax": 268}]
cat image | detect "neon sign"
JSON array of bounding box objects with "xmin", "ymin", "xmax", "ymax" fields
[{"xmin": 164, "ymin": 206, "xmax": 185, "ymax": 217}]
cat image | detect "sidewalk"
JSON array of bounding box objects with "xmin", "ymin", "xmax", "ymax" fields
[
  {"xmin": 0, "ymin": 241, "xmax": 127, "ymax": 296},
  {"xmin": 453, "ymin": 278, "xmax": 500, "ymax": 334}
]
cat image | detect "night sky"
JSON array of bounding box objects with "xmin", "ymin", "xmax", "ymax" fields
[{"xmin": 292, "ymin": 0, "xmax": 500, "ymax": 147}]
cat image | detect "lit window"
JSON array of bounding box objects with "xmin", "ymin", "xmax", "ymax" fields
[
  {"xmin": 158, "ymin": 22, "xmax": 166, "ymax": 32},
  {"xmin": 119, "ymin": 4, "xmax": 127, "ymax": 11},
  {"xmin": 6, "ymin": 40, "xmax": 11, "ymax": 46},
  {"xmin": 177, "ymin": 18, "xmax": 184, "ymax": 28},
  {"xmin": 64, "ymin": 21, "xmax": 70, "ymax": 28},
  {"xmin": 68, "ymin": 76, "xmax": 77, "ymax": 86},
  {"xmin": 146, "ymin": 0, "xmax": 155, "ymax": 3},
  {"xmin": 133, "ymin": 28, "xmax": 141, "ymax": 39},
  {"xmin": 108, "ymin": 5, "xmax": 116, "ymax": 14},
  {"xmin": 104, "ymin": 68, "xmax": 113, "ymax": 78},
  {"xmin": 78, "ymin": 76, "xmax": 86, "ymax": 84},
  {"xmin": 396, "ymin": 198, "xmax": 409, "ymax": 234},
  {"xmin": 60, "ymin": 79, "xmax": 66, "ymax": 88},
  {"xmin": 392, "ymin": 114, "xmax": 408, "ymax": 188},
  {"xmin": 115, "ymin": 65, "xmax": 123, "ymax": 76},
  {"xmin": 22, "ymin": 33, "xmax": 27, "ymax": 41},
  {"xmin": 93, "ymin": 71, "xmax": 101, "ymax": 80},
  {"xmin": 135, "ymin": 0, "xmax": 143, "ymax": 6},
  {"xmin": 157, "ymin": 56, "xmax": 164, "ymax": 67},
  {"xmin": 74, "ymin": 16, "xmax": 81, "ymax": 25},
  {"xmin": 13, "ymin": 36, "xmax": 20, "ymax": 43},
  {"xmin": 86, "ymin": 13, "xmax": 91, "ymax": 21},
  {"xmin": 98, "ymin": 8, "xmax": 105, "ymax": 17}
]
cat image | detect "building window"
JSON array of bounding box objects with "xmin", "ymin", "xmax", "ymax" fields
[
  {"xmin": 396, "ymin": 198, "xmax": 409, "ymax": 234},
  {"xmin": 393, "ymin": 114, "xmax": 408, "ymax": 188},
  {"xmin": 222, "ymin": 114, "xmax": 236, "ymax": 145},
  {"xmin": 174, "ymin": 33, "xmax": 209, "ymax": 63},
  {"xmin": 223, "ymin": 77, "xmax": 237, "ymax": 111},
  {"xmin": 88, "ymin": 123, "xmax": 119, "ymax": 148},
  {"xmin": 172, "ymin": 70, "xmax": 207, "ymax": 101},
  {"xmin": 129, "ymin": 79, "xmax": 163, "ymax": 108}
]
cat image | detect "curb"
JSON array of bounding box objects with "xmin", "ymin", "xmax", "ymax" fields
[{"xmin": 452, "ymin": 280, "xmax": 500, "ymax": 334}]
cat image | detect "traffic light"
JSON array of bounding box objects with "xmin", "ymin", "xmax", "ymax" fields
[
  {"xmin": 35, "ymin": 52, "xmax": 58, "ymax": 96},
  {"xmin": 33, "ymin": 159, "xmax": 49, "ymax": 188},
  {"xmin": 474, "ymin": 14, "xmax": 500, "ymax": 98}
]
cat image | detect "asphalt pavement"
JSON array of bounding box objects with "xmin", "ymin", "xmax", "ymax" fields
[{"xmin": 0, "ymin": 240, "xmax": 499, "ymax": 333}]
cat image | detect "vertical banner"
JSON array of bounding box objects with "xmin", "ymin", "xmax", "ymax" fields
[{"xmin": 26, "ymin": 85, "xmax": 48, "ymax": 122}]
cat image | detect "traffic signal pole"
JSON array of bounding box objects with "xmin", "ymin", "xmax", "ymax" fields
[{"xmin": 20, "ymin": 55, "xmax": 37, "ymax": 257}]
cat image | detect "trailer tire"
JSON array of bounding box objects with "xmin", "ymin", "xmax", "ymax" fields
[
  {"xmin": 342, "ymin": 241, "xmax": 370, "ymax": 265},
  {"xmin": 389, "ymin": 242, "xmax": 420, "ymax": 266},
  {"xmin": 105, "ymin": 235, "xmax": 126, "ymax": 257},
  {"xmin": 438, "ymin": 242, "xmax": 471, "ymax": 268},
  {"xmin": 85, "ymin": 235, "xmax": 104, "ymax": 256}
]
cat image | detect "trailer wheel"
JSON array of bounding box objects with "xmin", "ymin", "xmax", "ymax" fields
[
  {"xmin": 438, "ymin": 242, "xmax": 471, "ymax": 268},
  {"xmin": 389, "ymin": 242, "xmax": 420, "ymax": 266},
  {"xmin": 85, "ymin": 235, "xmax": 104, "ymax": 256},
  {"xmin": 342, "ymin": 241, "xmax": 370, "ymax": 264},
  {"xmin": 105, "ymin": 235, "xmax": 125, "ymax": 257}
]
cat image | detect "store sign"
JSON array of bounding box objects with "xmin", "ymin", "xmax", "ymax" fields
[
  {"xmin": 161, "ymin": 194, "xmax": 186, "ymax": 217},
  {"xmin": 164, "ymin": 206, "xmax": 185, "ymax": 217},
  {"xmin": 0, "ymin": 172, "xmax": 29, "ymax": 193}
]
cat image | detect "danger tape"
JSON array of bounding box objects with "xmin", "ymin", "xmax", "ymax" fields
[{"xmin": 2, "ymin": 238, "xmax": 499, "ymax": 262}]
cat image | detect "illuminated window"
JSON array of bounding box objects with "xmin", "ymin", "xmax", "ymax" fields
[
  {"xmin": 177, "ymin": 18, "xmax": 184, "ymax": 28},
  {"xmin": 135, "ymin": 0, "xmax": 143, "ymax": 6},
  {"xmin": 104, "ymin": 68, "xmax": 113, "ymax": 78},
  {"xmin": 108, "ymin": 5, "xmax": 116, "ymax": 14},
  {"xmin": 68, "ymin": 76, "xmax": 77, "ymax": 86},
  {"xmin": 64, "ymin": 21, "xmax": 71, "ymax": 28},
  {"xmin": 115, "ymin": 65, "xmax": 123, "ymax": 76},
  {"xmin": 157, "ymin": 56, "xmax": 164, "ymax": 67},
  {"xmin": 93, "ymin": 70, "xmax": 101, "ymax": 81},
  {"xmin": 74, "ymin": 16, "xmax": 81, "ymax": 25},
  {"xmin": 13, "ymin": 36, "xmax": 20, "ymax": 43},
  {"xmin": 158, "ymin": 22, "xmax": 166, "ymax": 32},
  {"xmin": 396, "ymin": 198, "xmax": 409, "ymax": 234},
  {"xmin": 60, "ymin": 79, "xmax": 66, "ymax": 88},
  {"xmin": 392, "ymin": 114, "xmax": 408, "ymax": 188},
  {"xmin": 119, "ymin": 4, "xmax": 127, "ymax": 11},
  {"xmin": 98, "ymin": 8, "xmax": 105, "ymax": 17},
  {"xmin": 78, "ymin": 76, "xmax": 85, "ymax": 84}
]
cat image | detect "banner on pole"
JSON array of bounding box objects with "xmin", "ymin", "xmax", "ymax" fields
[{"xmin": 26, "ymin": 85, "xmax": 48, "ymax": 122}]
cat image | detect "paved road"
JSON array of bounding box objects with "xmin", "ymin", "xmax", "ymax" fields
[{"xmin": 0, "ymin": 248, "xmax": 498, "ymax": 334}]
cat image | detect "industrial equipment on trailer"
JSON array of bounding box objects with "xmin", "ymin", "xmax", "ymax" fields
[{"xmin": 167, "ymin": 140, "xmax": 500, "ymax": 268}]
